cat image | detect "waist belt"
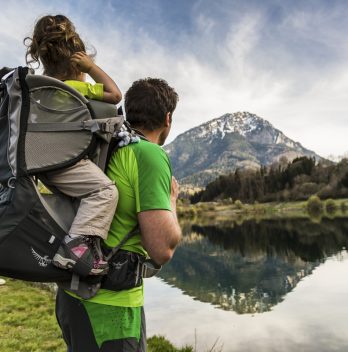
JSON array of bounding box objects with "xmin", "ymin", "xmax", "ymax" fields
[
  {"xmin": 58, "ymin": 251, "xmax": 162, "ymax": 300},
  {"xmin": 103, "ymin": 227, "xmax": 162, "ymax": 279},
  {"xmin": 102, "ymin": 250, "xmax": 162, "ymax": 292},
  {"xmin": 57, "ymin": 228, "xmax": 162, "ymax": 300},
  {"xmin": 141, "ymin": 259, "xmax": 162, "ymax": 278}
]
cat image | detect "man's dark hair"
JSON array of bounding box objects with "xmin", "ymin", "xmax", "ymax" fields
[{"xmin": 125, "ymin": 78, "xmax": 179, "ymax": 131}]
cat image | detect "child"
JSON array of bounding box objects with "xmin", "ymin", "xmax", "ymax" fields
[{"xmin": 24, "ymin": 14, "xmax": 122, "ymax": 276}]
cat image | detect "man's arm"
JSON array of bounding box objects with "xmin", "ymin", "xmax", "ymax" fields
[{"xmin": 138, "ymin": 177, "xmax": 182, "ymax": 265}]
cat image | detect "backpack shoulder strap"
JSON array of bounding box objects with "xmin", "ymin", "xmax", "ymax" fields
[{"xmin": 104, "ymin": 227, "xmax": 139, "ymax": 261}]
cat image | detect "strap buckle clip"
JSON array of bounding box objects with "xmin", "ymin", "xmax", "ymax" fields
[{"xmin": 140, "ymin": 259, "xmax": 162, "ymax": 278}]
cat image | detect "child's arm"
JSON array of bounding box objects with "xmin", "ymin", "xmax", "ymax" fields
[{"xmin": 71, "ymin": 51, "xmax": 122, "ymax": 104}]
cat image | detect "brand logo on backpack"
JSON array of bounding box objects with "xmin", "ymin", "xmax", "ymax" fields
[
  {"xmin": 112, "ymin": 260, "xmax": 128, "ymax": 270},
  {"xmin": 31, "ymin": 247, "xmax": 52, "ymax": 267}
]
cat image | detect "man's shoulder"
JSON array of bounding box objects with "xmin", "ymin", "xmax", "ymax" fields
[
  {"xmin": 129, "ymin": 139, "xmax": 165, "ymax": 152},
  {"xmin": 123, "ymin": 140, "xmax": 169, "ymax": 162},
  {"xmin": 110, "ymin": 140, "xmax": 170, "ymax": 174},
  {"xmin": 112, "ymin": 140, "xmax": 171, "ymax": 177}
]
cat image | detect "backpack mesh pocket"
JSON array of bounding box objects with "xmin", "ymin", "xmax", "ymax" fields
[{"xmin": 25, "ymin": 87, "xmax": 94, "ymax": 172}]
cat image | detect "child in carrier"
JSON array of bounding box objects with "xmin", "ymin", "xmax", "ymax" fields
[{"xmin": 24, "ymin": 14, "xmax": 122, "ymax": 276}]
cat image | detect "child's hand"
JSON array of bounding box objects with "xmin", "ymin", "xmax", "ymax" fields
[{"xmin": 70, "ymin": 52, "xmax": 94, "ymax": 73}]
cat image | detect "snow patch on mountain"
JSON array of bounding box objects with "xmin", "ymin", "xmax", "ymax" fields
[
  {"xmin": 193, "ymin": 112, "xmax": 268, "ymax": 139},
  {"xmin": 186, "ymin": 112, "xmax": 303, "ymax": 150}
]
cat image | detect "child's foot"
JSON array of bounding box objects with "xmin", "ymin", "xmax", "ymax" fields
[{"xmin": 52, "ymin": 235, "xmax": 109, "ymax": 276}]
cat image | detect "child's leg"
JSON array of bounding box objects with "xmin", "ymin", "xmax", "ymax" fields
[
  {"xmin": 43, "ymin": 159, "xmax": 118, "ymax": 275},
  {"xmin": 44, "ymin": 158, "xmax": 118, "ymax": 240}
]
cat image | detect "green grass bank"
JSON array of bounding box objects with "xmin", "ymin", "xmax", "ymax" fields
[
  {"xmin": 177, "ymin": 197, "xmax": 348, "ymax": 223},
  {"xmin": 0, "ymin": 278, "xmax": 192, "ymax": 352}
]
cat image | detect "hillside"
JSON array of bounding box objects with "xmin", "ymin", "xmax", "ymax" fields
[{"xmin": 165, "ymin": 112, "xmax": 321, "ymax": 187}]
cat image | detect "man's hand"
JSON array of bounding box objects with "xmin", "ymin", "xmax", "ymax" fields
[{"xmin": 70, "ymin": 51, "xmax": 94, "ymax": 73}]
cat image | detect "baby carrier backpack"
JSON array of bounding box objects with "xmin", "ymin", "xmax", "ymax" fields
[{"xmin": 0, "ymin": 66, "xmax": 144, "ymax": 296}]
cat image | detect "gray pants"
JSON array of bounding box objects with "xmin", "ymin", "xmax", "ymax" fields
[{"xmin": 44, "ymin": 159, "xmax": 118, "ymax": 239}]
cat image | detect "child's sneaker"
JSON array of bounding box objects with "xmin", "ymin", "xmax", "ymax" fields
[{"xmin": 53, "ymin": 235, "xmax": 109, "ymax": 276}]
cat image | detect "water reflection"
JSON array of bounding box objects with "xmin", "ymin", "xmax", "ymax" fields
[{"xmin": 159, "ymin": 218, "xmax": 348, "ymax": 314}]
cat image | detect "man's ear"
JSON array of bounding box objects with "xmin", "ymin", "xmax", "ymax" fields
[{"xmin": 165, "ymin": 112, "xmax": 171, "ymax": 127}]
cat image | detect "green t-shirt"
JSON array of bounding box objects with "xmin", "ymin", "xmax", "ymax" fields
[
  {"xmin": 84, "ymin": 139, "xmax": 172, "ymax": 306},
  {"xmin": 64, "ymin": 80, "xmax": 104, "ymax": 100}
]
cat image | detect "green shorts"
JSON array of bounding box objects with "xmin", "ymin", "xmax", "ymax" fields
[{"xmin": 55, "ymin": 289, "xmax": 146, "ymax": 352}]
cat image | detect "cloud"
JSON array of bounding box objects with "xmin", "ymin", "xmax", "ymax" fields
[{"xmin": 1, "ymin": 0, "xmax": 347, "ymax": 157}]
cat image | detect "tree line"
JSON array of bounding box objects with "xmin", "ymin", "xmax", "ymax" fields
[{"xmin": 190, "ymin": 156, "xmax": 348, "ymax": 203}]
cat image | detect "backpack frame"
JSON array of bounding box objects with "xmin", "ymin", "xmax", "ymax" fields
[{"xmin": 0, "ymin": 67, "xmax": 126, "ymax": 285}]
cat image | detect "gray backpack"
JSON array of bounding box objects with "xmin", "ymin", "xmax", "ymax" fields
[{"xmin": 0, "ymin": 67, "xmax": 125, "ymax": 286}]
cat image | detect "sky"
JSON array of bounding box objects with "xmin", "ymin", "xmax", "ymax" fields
[{"xmin": 1, "ymin": 0, "xmax": 348, "ymax": 158}]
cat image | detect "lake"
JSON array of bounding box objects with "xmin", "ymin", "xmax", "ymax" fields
[{"xmin": 144, "ymin": 217, "xmax": 348, "ymax": 352}]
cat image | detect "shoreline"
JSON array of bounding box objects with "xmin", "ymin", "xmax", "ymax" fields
[{"xmin": 177, "ymin": 198, "xmax": 348, "ymax": 222}]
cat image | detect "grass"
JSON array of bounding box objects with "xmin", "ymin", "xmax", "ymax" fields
[
  {"xmin": 0, "ymin": 278, "xmax": 195, "ymax": 352},
  {"xmin": 148, "ymin": 336, "xmax": 193, "ymax": 352},
  {"xmin": 177, "ymin": 198, "xmax": 348, "ymax": 223},
  {"xmin": 0, "ymin": 278, "xmax": 65, "ymax": 352}
]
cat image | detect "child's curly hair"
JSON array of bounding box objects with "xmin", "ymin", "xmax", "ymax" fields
[{"xmin": 24, "ymin": 15, "xmax": 89, "ymax": 80}]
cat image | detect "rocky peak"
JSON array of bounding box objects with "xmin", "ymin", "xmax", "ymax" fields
[
  {"xmin": 165, "ymin": 112, "xmax": 321, "ymax": 187},
  {"xmin": 179, "ymin": 112, "xmax": 299, "ymax": 149}
]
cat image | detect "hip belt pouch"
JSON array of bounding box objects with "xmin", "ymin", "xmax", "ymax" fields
[
  {"xmin": 57, "ymin": 249, "xmax": 162, "ymax": 299},
  {"xmin": 101, "ymin": 250, "xmax": 145, "ymax": 291}
]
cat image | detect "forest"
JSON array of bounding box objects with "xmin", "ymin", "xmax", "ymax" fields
[{"xmin": 190, "ymin": 156, "xmax": 348, "ymax": 204}]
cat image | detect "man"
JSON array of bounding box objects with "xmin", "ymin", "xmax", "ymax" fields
[{"xmin": 55, "ymin": 78, "xmax": 182, "ymax": 352}]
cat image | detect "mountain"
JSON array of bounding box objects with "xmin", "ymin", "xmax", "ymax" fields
[{"xmin": 164, "ymin": 112, "xmax": 321, "ymax": 187}]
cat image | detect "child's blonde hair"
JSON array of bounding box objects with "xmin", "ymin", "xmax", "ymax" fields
[{"xmin": 24, "ymin": 14, "xmax": 90, "ymax": 80}]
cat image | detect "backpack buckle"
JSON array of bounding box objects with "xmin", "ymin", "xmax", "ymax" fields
[
  {"xmin": 100, "ymin": 122, "xmax": 115, "ymax": 133},
  {"xmin": 7, "ymin": 177, "xmax": 16, "ymax": 189},
  {"xmin": 140, "ymin": 259, "xmax": 162, "ymax": 278}
]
